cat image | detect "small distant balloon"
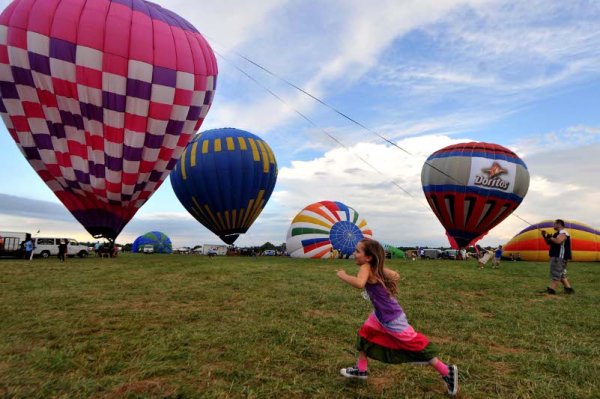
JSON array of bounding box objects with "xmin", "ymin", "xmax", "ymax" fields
[{"xmin": 421, "ymin": 142, "xmax": 530, "ymax": 248}]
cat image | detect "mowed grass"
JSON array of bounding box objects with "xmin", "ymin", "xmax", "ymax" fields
[{"xmin": 0, "ymin": 254, "xmax": 598, "ymax": 399}]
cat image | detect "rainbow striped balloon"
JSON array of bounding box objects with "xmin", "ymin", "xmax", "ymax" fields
[
  {"xmin": 286, "ymin": 201, "xmax": 373, "ymax": 259},
  {"xmin": 503, "ymin": 220, "xmax": 600, "ymax": 262}
]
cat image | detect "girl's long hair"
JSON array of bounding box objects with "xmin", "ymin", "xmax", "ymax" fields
[{"xmin": 360, "ymin": 238, "xmax": 397, "ymax": 296}]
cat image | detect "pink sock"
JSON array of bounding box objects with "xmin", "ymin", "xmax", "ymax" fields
[
  {"xmin": 357, "ymin": 357, "xmax": 368, "ymax": 372},
  {"xmin": 432, "ymin": 359, "xmax": 449, "ymax": 377}
]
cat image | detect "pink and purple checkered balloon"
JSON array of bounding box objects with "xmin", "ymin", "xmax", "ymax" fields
[{"xmin": 0, "ymin": 0, "xmax": 218, "ymax": 240}]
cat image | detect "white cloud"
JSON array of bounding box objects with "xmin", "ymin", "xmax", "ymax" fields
[
  {"xmin": 181, "ymin": 0, "xmax": 492, "ymax": 135},
  {"xmin": 369, "ymin": 0, "xmax": 600, "ymax": 108},
  {"xmin": 512, "ymin": 124, "xmax": 600, "ymax": 158},
  {"xmin": 270, "ymin": 134, "xmax": 600, "ymax": 247},
  {"xmin": 167, "ymin": 1, "xmax": 287, "ymax": 50}
]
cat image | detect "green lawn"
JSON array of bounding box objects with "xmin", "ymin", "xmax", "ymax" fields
[{"xmin": 1, "ymin": 255, "xmax": 598, "ymax": 398}]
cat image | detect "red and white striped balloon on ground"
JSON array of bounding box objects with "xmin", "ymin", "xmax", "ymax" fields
[{"xmin": 0, "ymin": 0, "xmax": 217, "ymax": 239}]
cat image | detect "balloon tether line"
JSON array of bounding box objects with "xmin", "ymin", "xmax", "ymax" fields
[
  {"xmin": 211, "ymin": 46, "xmax": 534, "ymax": 227},
  {"xmin": 214, "ymin": 49, "xmax": 425, "ymax": 209}
]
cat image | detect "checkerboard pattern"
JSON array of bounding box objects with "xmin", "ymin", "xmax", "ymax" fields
[{"xmin": 0, "ymin": 0, "xmax": 218, "ymax": 239}]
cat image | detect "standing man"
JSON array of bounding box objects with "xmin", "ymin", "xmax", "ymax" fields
[
  {"xmin": 24, "ymin": 238, "xmax": 33, "ymax": 260},
  {"xmin": 540, "ymin": 219, "xmax": 574, "ymax": 295},
  {"xmin": 491, "ymin": 245, "xmax": 503, "ymax": 268},
  {"xmin": 58, "ymin": 239, "xmax": 68, "ymax": 262}
]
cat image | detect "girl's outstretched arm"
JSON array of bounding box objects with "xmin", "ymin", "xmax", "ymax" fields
[{"xmin": 336, "ymin": 264, "xmax": 370, "ymax": 289}]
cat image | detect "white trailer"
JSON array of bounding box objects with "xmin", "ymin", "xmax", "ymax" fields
[{"xmin": 0, "ymin": 231, "xmax": 30, "ymax": 257}]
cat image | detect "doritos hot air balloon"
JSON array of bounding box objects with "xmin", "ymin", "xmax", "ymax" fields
[
  {"xmin": 0, "ymin": 0, "xmax": 217, "ymax": 240},
  {"xmin": 170, "ymin": 128, "xmax": 278, "ymax": 245},
  {"xmin": 421, "ymin": 142, "xmax": 530, "ymax": 249}
]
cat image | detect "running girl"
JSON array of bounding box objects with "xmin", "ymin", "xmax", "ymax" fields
[{"xmin": 336, "ymin": 238, "xmax": 458, "ymax": 396}]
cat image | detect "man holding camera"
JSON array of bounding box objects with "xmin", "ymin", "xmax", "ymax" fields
[{"xmin": 540, "ymin": 219, "xmax": 575, "ymax": 295}]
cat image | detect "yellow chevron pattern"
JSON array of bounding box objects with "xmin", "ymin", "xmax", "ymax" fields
[
  {"xmin": 191, "ymin": 191, "xmax": 267, "ymax": 232},
  {"xmin": 185, "ymin": 136, "xmax": 276, "ymax": 177}
]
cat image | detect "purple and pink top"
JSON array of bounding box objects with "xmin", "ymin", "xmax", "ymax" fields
[{"xmin": 365, "ymin": 282, "xmax": 404, "ymax": 324}]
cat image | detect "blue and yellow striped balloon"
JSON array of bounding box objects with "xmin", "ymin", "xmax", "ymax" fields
[{"xmin": 170, "ymin": 128, "xmax": 278, "ymax": 244}]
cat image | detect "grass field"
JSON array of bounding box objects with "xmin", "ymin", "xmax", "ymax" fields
[{"xmin": 1, "ymin": 254, "xmax": 598, "ymax": 399}]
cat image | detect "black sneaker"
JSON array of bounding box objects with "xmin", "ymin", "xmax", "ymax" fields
[
  {"xmin": 442, "ymin": 364, "xmax": 458, "ymax": 396},
  {"xmin": 564, "ymin": 287, "xmax": 575, "ymax": 294},
  {"xmin": 539, "ymin": 287, "xmax": 556, "ymax": 295},
  {"xmin": 340, "ymin": 366, "xmax": 368, "ymax": 380}
]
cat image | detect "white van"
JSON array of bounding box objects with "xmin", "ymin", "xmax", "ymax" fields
[
  {"xmin": 422, "ymin": 249, "xmax": 442, "ymax": 259},
  {"xmin": 33, "ymin": 238, "xmax": 90, "ymax": 258},
  {"xmin": 142, "ymin": 244, "xmax": 154, "ymax": 254}
]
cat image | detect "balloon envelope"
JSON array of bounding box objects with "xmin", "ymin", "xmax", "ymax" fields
[
  {"xmin": 504, "ymin": 220, "xmax": 600, "ymax": 262},
  {"xmin": 170, "ymin": 128, "xmax": 278, "ymax": 244},
  {"xmin": 132, "ymin": 231, "xmax": 172, "ymax": 254},
  {"xmin": 0, "ymin": 0, "xmax": 217, "ymax": 239},
  {"xmin": 286, "ymin": 200, "xmax": 373, "ymax": 258},
  {"xmin": 421, "ymin": 142, "xmax": 529, "ymax": 248},
  {"xmin": 384, "ymin": 244, "xmax": 405, "ymax": 259}
]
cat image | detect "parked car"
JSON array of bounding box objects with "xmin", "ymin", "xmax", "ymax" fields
[
  {"xmin": 422, "ymin": 249, "xmax": 442, "ymax": 259},
  {"xmin": 207, "ymin": 249, "xmax": 218, "ymax": 257},
  {"xmin": 32, "ymin": 237, "xmax": 89, "ymax": 258},
  {"xmin": 173, "ymin": 246, "xmax": 191, "ymax": 254},
  {"xmin": 441, "ymin": 249, "xmax": 458, "ymax": 260},
  {"xmin": 262, "ymin": 249, "xmax": 277, "ymax": 256}
]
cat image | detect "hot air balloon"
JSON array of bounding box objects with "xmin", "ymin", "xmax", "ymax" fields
[
  {"xmin": 286, "ymin": 200, "xmax": 373, "ymax": 258},
  {"xmin": 132, "ymin": 231, "xmax": 172, "ymax": 254},
  {"xmin": 421, "ymin": 142, "xmax": 529, "ymax": 249},
  {"xmin": 384, "ymin": 243, "xmax": 405, "ymax": 259},
  {"xmin": 0, "ymin": 0, "xmax": 217, "ymax": 240},
  {"xmin": 503, "ymin": 220, "xmax": 600, "ymax": 262},
  {"xmin": 170, "ymin": 128, "xmax": 278, "ymax": 245}
]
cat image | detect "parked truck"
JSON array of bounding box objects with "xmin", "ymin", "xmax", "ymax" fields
[
  {"xmin": 0, "ymin": 231, "xmax": 30, "ymax": 258},
  {"xmin": 203, "ymin": 244, "xmax": 228, "ymax": 256}
]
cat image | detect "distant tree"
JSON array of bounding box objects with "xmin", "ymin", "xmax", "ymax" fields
[
  {"xmin": 260, "ymin": 242, "xmax": 276, "ymax": 251},
  {"xmin": 122, "ymin": 243, "xmax": 133, "ymax": 252}
]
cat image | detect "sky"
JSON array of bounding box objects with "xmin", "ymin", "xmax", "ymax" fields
[{"xmin": 1, "ymin": 0, "xmax": 600, "ymax": 248}]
